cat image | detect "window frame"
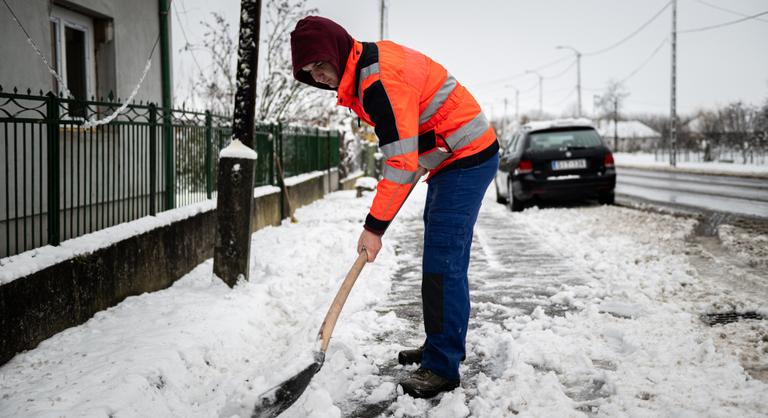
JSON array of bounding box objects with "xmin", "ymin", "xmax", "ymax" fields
[{"xmin": 50, "ymin": 6, "xmax": 96, "ymax": 102}]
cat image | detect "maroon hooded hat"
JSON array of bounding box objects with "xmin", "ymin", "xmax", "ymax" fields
[{"xmin": 290, "ymin": 16, "xmax": 354, "ymax": 90}]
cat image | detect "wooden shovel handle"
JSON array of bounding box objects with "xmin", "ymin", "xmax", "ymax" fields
[
  {"xmin": 316, "ymin": 167, "xmax": 427, "ymax": 353},
  {"xmin": 317, "ymin": 249, "xmax": 369, "ymax": 352}
]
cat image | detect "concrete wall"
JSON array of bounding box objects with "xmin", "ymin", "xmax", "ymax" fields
[
  {"xmin": 0, "ymin": 171, "xmax": 347, "ymax": 366},
  {"xmin": 0, "ymin": 0, "xmax": 165, "ymax": 103}
]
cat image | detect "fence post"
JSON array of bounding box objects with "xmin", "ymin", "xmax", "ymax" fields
[
  {"xmin": 276, "ymin": 123, "xmax": 284, "ymax": 220},
  {"xmin": 163, "ymin": 107, "xmax": 174, "ymax": 210},
  {"xmin": 45, "ymin": 92, "xmax": 60, "ymax": 246},
  {"xmin": 205, "ymin": 110, "xmax": 213, "ymax": 199},
  {"xmin": 327, "ymin": 130, "xmax": 331, "ymax": 192},
  {"xmin": 315, "ymin": 127, "xmax": 320, "ymax": 172},
  {"xmin": 149, "ymin": 103, "xmax": 157, "ymax": 215}
]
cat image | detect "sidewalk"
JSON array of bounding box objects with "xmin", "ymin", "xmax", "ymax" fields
[{"xmin": 1, "ymin": 183, "xmax": 766, "ymax": 417}]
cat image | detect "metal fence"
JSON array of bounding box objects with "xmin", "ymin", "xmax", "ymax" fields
[{"xmin": 0, "ymin": 86, "xmax": 341, "ymax": 259}]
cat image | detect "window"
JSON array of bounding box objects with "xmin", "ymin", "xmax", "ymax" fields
[
  {"xmin": 51, "ymin": 6, "xmax": 95, "ymax": 117},
  {"xmin": 527, "ymin": 128, "xmax": 602, "ymax": 151}
]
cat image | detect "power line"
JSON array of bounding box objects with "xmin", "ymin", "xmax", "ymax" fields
[
  {"xmin": 173, "ymin": 0, "xmax": 205, "ymax": 75},
  {"xmin": 679, "ymin": 10, "xmax": 768, "ymax": 33},
  {"xmin": 619, "ymin": 37, "xmax": 669, "ymax": 84},
  {"xmin": 583, "ymin": 0, "xmax": 672, "ymax": 56},
  {"xmin": 474, "ymin": 55, "xmax": 572, "ymax": 88},
  {"xmin": 544, "ymin": 59, "xmax": 577, "ymax": 80},
  {"xmin": 693, "ymin": 0, "xmax": 768, "ymax": 24}
]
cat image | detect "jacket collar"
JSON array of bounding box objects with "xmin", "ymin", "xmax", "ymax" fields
[{"xmin": 336, "ymin": 40, "xmax": 363, "ymax": 108}]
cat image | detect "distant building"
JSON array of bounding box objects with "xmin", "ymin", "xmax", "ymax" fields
[
  {"xmin": 0, "ymin": 0, "xmax": 171, "ymax": 103},
  {"xmin": 597, "ymin": 120, "xmax": 660, "ymax": 152}
]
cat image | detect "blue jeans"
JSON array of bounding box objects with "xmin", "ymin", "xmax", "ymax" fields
[{"xmin": 420, "ymin": 153, "xmax": 498, "ymax": 380}]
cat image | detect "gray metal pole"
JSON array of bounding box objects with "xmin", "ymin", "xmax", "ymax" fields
[
  {"xmin": 576, "ymin": 51, "xmax": 582, "ymax": 117},
  {"xmin": 614, "ymin": 98, "xmax": 619, "ymax": 151},
  {"xmin": 525, "ymin": 70, "xmax": 543, "ymax": 117},
  {"xmin": 556, "ymin": 45, "xmax": 582, "ymax": 117},
  {"xmin": 379, "ymin": 0, "xmax": 387, "ymax": 40},
  {"xmin": 670, "ymin": 0, "xmax": 678, "ymax": 167},
  {"xmin": 538, "ymin": 74, "xmax": 543, "ymax": 116}
]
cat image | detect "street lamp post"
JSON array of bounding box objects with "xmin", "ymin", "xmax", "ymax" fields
[
  {"xmin": 525, "ymin": 70, "xmax": 543, "ymax": 116},
  {"xmin": 556, "ymin": 45, "xmax": 582, "ymax": 117}
]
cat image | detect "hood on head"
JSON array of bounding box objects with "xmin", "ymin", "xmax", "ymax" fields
[{"xmin": 290, "ymin": 16, "xmax": 354, "ymax": 90}]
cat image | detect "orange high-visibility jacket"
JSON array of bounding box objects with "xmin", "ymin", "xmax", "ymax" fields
[{"xmin": 337, "ymin": 40, "xmax": 498, "ymax": 235}]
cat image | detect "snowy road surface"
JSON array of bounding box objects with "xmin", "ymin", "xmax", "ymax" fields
[
  {"xmin": 1, "ymin": 182, "xmax": 767, "ymax": 417},
  {"xmin": 616, "ymin": 167, "xmax": 768, "ymax": 219}
]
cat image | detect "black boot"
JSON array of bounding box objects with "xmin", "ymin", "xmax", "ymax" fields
[
  {"xmin": 399, "ymin": 367, "xmax": 460, "ymax": 399},
  {"xmin": 397, "ymin": 345, "xmax": 425, "ymax": 365},
  {"xmin": 397, "ymin": 344, "xmax": 466, "ymax": 365}
]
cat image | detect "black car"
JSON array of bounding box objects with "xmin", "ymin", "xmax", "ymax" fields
[{"xmin": 494, "ymin": 119, "xmax": 616, "ymax": 211}]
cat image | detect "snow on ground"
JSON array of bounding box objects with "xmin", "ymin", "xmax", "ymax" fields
[
  {"xmin": 1, "ymin": 182, "xmax": 767, "ymax": 417},
  {"xmin": 614, "ymin": 152, "xmax": 768, "ymax": 177}
]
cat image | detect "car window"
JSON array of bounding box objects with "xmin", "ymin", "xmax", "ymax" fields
[{"xmin": 526, "ymin": 129, "xmax": 602, "ymax": 151}]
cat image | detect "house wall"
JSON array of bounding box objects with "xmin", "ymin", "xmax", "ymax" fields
[
  {"xmin": 0, "ymin": 1, "xmax": 51, "ymax": 93},
  {"xmin": 0, "ymin": 0, "xmax": 166, "ymax": 104}
]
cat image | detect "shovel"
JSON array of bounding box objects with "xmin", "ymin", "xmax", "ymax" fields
[
  {"xmin": 250, "ymin": 167, "xmax": 427, "ymax": 417},
  {"xmin": 251, "ymin": 249, "xmax": 368, "ymax": 417}
]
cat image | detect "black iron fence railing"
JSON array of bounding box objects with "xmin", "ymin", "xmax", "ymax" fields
[{"xmin": 0, "ymin": 86, "xmax": 341, "ymax": 258}]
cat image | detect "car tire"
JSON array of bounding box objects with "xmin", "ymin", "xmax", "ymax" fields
[
  {"xmin": 598, "ymin": 191, "xmax": 615, "ymax": 205},
  {"xmin": 507, "ymin": 179, "xmax": 525, "ymax": 212},
  {"xmin": 495, "ymin": 181, "xmax": 508, "ymax": 204}
]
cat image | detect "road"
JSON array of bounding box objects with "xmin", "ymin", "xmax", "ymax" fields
[{"xmin": 615, "ymin": 166, "xmax": 768, "ymax": 218}]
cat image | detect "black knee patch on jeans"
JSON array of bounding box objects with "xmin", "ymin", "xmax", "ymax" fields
[{"xmin": 422, "ymin": 272, "xmax": 444, "ymax": 334}]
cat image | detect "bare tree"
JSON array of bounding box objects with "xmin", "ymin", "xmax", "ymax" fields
[
  {"xmin": 719, "ymin": 101, "xmax": 758, "ymax": 163},
  {"xmin": 595, "ymin": 80, "xmax": 629, "ymax": 122},
  {"xmin": 694, "ymin": 109, "xmax": 721, "ymax": 161},
  {"xmin": 257, "ymin": 0, "xmax": 349, "ymax": 125},
  {"xmin": 190, "ymin": 12, "xmax": 237, "ymax": 115},
  {"xmin": 188, "ymin": 0, "xmax": 344, "ymax": 126},
  {"xmin": 594, "ymin": 80, "xmax": 629, "ymax": 150}
]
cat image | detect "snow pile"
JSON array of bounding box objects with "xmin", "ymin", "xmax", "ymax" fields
[
  {"xmin": 219, "ymin": 139, "xmax": 257, "ymax": 160},
  {"xmin": 354, "ymin": 176, "xmax": 378, "ymax": 190},
  {"xmin": 0, "ymin": 200, "xmax": 216, "ymax": 285},
  {"xmin": 717, "ymin": 224, "xmax": 768, "ymax": 268}
]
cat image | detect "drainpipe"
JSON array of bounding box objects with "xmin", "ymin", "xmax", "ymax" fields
[{"xmin": 159, "ymin": 0, "xmax": 174, "ymax": 209}]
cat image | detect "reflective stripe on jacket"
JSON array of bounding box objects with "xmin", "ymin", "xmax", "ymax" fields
[{"xmin": 336, "ymin": 40, "xmax": 497, "ymax": 234}]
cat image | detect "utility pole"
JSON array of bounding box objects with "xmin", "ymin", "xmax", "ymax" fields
[
  {"xmin": 213, "ymin": 0, "xmax": 262, "ymax": 287},
  {"xmin": 379, "ymin": 0, "xmax": 388, "ymax": 40},
  {"xmin": 556, "ymin": 45, "xmax": 582, "ymax": 117},
  {"xmin": 503, "ymin": 98, "xmax": 508, "ymax": 137},
  {"xmin": 670, "ymin": 0, "xmax": 678, "ymax": 167},
  {"xmin": 515, "ymin": 88, "xmax": 520, "ymax": 121},
  {"xmin": 613, "ymin": 97, "xmax": 619, "ymax": 152},
  {"xmin": 526, "ymin": 70, "xmax": 543, "ymax": 117}
]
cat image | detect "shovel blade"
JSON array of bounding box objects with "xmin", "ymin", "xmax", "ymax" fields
[{"xmin": 251, "ymin": 352, "xmax": 325, "ymax": 418}]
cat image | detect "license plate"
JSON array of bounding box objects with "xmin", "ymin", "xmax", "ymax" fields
[{"xmin": 552, "ymin": 159, "xmax": 587, "ymax": 170}]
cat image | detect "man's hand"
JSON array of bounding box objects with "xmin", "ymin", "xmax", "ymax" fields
[{"xmin": 357, "ymin": 229, "xmax": 382, "ymax": 262}]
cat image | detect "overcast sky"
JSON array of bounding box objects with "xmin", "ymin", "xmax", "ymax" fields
[{"xmin": 172, "ymin": 0, "xmax": 768, "ymax": 119}]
